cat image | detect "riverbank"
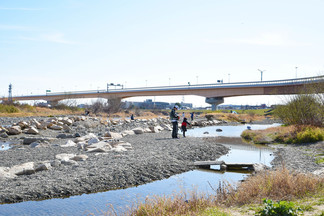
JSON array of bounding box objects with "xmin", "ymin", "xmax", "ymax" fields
[{"xmin": 0, "ymin": 116, "xmax": 229, "ymax": 204}]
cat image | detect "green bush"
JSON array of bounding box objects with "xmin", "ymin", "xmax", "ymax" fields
[
  {"xmin": 296, "ymin": 128, "xmax": 324, "ymax": 143},
  {"xmin": 0, "ymin": 104, "xmax": 20, "ymax": 113},
  {"xmin": 256, "ymin": 199, "xmax": 302, "ymax": 216}
]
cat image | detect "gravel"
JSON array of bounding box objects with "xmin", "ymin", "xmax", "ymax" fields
[{"xmin": 0, "ymin": 116, "xmax": 229, "ymax": 203}]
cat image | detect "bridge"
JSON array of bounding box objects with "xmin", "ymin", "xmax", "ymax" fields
[{"xmin": 2, "ymin": 75, "xmax": 324, "ymax": 110}]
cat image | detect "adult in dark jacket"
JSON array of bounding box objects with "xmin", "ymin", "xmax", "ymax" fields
[{"xmin": 170, "ymin": 105, "xmax": 179, "ymax": 138}]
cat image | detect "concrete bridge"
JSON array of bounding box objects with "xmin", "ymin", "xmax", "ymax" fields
[{"xmin": 2, "ymin": 75, "xmax": 324, "ymax": 110}]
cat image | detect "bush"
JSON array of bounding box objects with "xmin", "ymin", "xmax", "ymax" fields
[
  {"xmin": 256, "ymin": 199, "xmax": 302, "ymax": 216},
  {"xmin": 275, "ymin": 93, "xmax": 324, "ymax": 127},
  {"xmin": 0, "ymin": 104, "xmax": 20, "ymax": 113},
  {"xmin": 296, "ymin": 127, "xmax": 324, "ymax": 143}
]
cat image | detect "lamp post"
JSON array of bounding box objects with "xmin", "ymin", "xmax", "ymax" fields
[
  {"xmin": 258, "ymin": 69, "xmax": 265, "ymax": 82},
  {"xmin": 295, "ymin": 67, "xmax": 298, "ymax": 78}
]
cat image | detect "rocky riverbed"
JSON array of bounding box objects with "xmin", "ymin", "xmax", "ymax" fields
[
  {"xmin": 0, "ymin": 116, "xmax": 229, "ymax": 204},
  {"xmin": 0, "ymin": 115, "xmax": 323, "ymax": 204}
]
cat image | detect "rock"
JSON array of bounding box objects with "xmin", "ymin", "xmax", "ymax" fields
[
  {"xmin": 104, "ymin": 131, "xmax": 123, "ymax": 139},
  {"xmin": 77, "ymin": 142, "xmax": 87, "ymax": 150},
  {"xmin": 18, "ymin": 121, "xmax": 29, "ymax": 129},
  {"xmin": 61, "ymin": 118, "xmax": 73, "ymax": 126},
  {"xmin": 253, "ymin": 163, "xmax": 269, "ymax": 172},
  {"xmin": 121, "ymin": 130, "xmax": 135, "ymax": 136},
  {"xmin": 55, "ymin": 153, "xmax": 76, "ymax": 162},
  {"xmin": 216, "ymin": 129, "xmax": 222, "ymax": 132},
  {"xmin": 115, "ymin": 142, "xmax": 132, "ymax": 150},
  {"xmin": 30, "ymin": 142, "xmax": 40, "ymax": 148},
  {"xmin": 26, "ymin": 126, "xmax": 39, "ymax": 135},
  {"xmin": 203, "ymin": 131, "xmax": 209, "ymax": 134},
  {"xmin": 74, "ymin": 132, "xmax": 81, "ymax": 137},
  {"xmin": 132, "ymin": 127, "xmax": 144, "ymax": 134},
  {"xmin": 0, "ymin": 167, "xmax": 16, "ymax": 179},
  {"xmin": 61, "ymin": 160, "xmax": 79, "ymax": 166},
  {"xmin": 112, "ymin": 145, "xmax": 127, "ymax": 152},
  {"xmin": 88, "ymin": 137, "xmax": 100, "ymax": 145},
  {"xmin": 49, "ymin": 125, "xmax": 63, "ymax": 130},
  {"xmin": 86, "ymin": 141, "xmax": 112, "ymax": 153},
  {"xmin": 0, "ymin": 131, "xmax": 8, "ymax": 138},
  {"xmin": 35, "ymin": 162, "xmax": 52, "ymax": 172},
  {"xmin": 7, "ymin": 126, "xmax": 22, "ymax": 135},
  {"xmin": 10, "ymin": 162, "xmax": 35, "ymax": 175},
  {"xmin": 143, "ymin": 128, "xmax": 152, "ymax": 133},
  {"xmin": 71, "ymin": 155, "xmax": 88, "ymax": 161},
  {"xmin": 61, "ymin": 140, "xmax": 77, "ymax": 147},
  {"xmin": 23, "ymin": 137, "xmax": 56, "ymax": 145},
  {"xmin": 56, "ymin": 133, "xmax": 67, "ymax": 139}
]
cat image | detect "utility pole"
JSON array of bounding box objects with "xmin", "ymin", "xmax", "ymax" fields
[
  {"xmin": 258, "ymin": 69, "xmax": 265, "ymax": 81},
  {"xmin": 8, "ymin": 84, "xmax": 12, "ymax": 103}
]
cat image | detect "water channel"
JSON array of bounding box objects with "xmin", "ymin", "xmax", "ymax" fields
[{"xmin": 0, "ymin": 123, "xmax": 279, "ymax": 216}]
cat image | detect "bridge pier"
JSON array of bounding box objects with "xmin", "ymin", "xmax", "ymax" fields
[
  {"xmin": 106, "ymin": 97, "xmax": 122, "ymax": 113},
  {"xmin": 205, "ymin": 97, "xmax": 224, "ymax": 110}
]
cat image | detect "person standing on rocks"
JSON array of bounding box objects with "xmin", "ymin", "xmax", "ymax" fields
[{"xmin": 170, "ymin": 105, "xmax": 180, "ymax": 138}]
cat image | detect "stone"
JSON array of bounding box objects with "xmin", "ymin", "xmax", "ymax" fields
[
  {"xmin": 61, "ymin": 118, "xmax": 73, "ymax": 126},
  {"xmin": 35, "ymin": 162, "xmax": 52, "ymax": 172},
  {"xmin": 132, "ymin": 127, "xmax": 144, "ymax": 134},
  {"xmin": 23, "ymin": 137, "xmax": 56, "ymax": 145},
  {"xmin": 7, "ymin": 126, "xmax": 22, "ymax": 135},
  {"xmin": 112, "ymin": 145, "xmax": 127, "ymax": 152},
  {"xmin": 104, "ymin": 131, "xmax": 123, "ymax": 139},
  {"xmin": 253, "ymin": 163, "xmax": 270, "ymax": 172},
  {"xmin": 143, "ymin": 128, "xmax": 152, "ymax": 133},
  {"xmin": 26, "ymin": 126, "xmax": 39, "ymax": 135},
  {"xmin": 18, "ymin": 121, "xmax": 29, "ymax": 129},
  {"xmin": 61, "ymin": 140, "xmax": 77, "ymax": 147},
  {"xmin": 88, "ymin": 137, "xmax": 99, "ymax": 145},
  {"xmin": 115, "ymin": 142, "xmax": 132, "ymax": 150},
  {"xmin": 0, "ymin": 131, "xmax": 8, "ymax": 138},
  {"xmin": 55, "ymin": 153, "xmax": 76, "ymax": 162},
  {"xmin": 10, "ymin": 162, "xmax": 35, "ymax": 175},
  {"xmin": 61, "ymin": 160, "xmax": 79, "ymax": 166},
  {"xmin": 0, "ymin": 167, "xmax": 16, "ymax": 179},
  {"xmin": 121, "ymin": 130, "xmax": 135, "ymax": 136},
  {"xmin": 71, "ymin": 154, "xmax": 88, "ymax": 161},
  {"xmin": 50, "ymin": 125, "xmax": 63, "ymax": 130},
  {"xmin": 56, "ymin": 133, "xmax": 67, "ymax": 139},
  {"xmin": 86, "ymin": 141, "xmax": 112, "ymax": 152}
]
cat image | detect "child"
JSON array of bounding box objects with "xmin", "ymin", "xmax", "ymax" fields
[{"xmin": 181, "ymin": 117, "xmax": 191, "ymax": 137}]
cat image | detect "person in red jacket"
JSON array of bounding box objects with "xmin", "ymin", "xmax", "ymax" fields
[{"xmin": 181, "ymin": 117, "xmax": 191, "ymax": 137}]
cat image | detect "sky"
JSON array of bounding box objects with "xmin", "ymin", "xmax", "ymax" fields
[{"xmin": 1, "ymin": 0, "xmax": 324, "ymax": 107}]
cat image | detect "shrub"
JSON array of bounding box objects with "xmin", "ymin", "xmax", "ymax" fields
[
  {"xmin": 256, "ymin": 199, "xmax": 302, "ymax": 216},
  {"xmin": 295, "ymin": 127, "xmax": 324, "ymax": 143},
  {"xmin": 274, "ymin": 93, "xmax": 324, "ymax": 127},
  {"xmin": 0, "ymin": 104, "xmax": 20, "ymax": 113}
]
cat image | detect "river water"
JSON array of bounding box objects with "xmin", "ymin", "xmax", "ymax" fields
[{"xmin": 0, "ymin": 124, "xmax": 278, "ymax": 216}]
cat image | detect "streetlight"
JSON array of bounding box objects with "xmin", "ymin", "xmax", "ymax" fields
[
  {"xmin": 295, "ymin": 67, "xmax": 298, "ymax": 78},
  {"xmin": 258, "ymin": 69, "xmax": 265, "ymax": 82}
]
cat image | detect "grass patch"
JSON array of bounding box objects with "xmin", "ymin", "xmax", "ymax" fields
[
  {"xmin": 0, "ymin": 104, "xmax": 20, "ymax": 113},
  {"xmin": 241, "ymin": 125, "xmax": 324, "ymax": 144}
]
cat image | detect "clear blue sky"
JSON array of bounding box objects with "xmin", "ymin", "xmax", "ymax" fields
[{"xmin": 1, "ymin": 0, "xmax": 323, "ymax": 107}]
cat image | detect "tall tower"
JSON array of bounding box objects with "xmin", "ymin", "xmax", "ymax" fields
[{"xmin": 8, "ymin": 84, "xmax": 12, "ymax": 103}]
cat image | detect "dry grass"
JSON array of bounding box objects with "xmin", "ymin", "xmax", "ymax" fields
[
  {"xmin": 0, "ymin": 107, "xmax": 84, "ymax": 117},
  {"xmin": 216, "ymin": 167, "xmax": 324, "ymax": 207},
  {"xmin": 125, "ymin": 167, "xmax": 324, "ymax": 216}
]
